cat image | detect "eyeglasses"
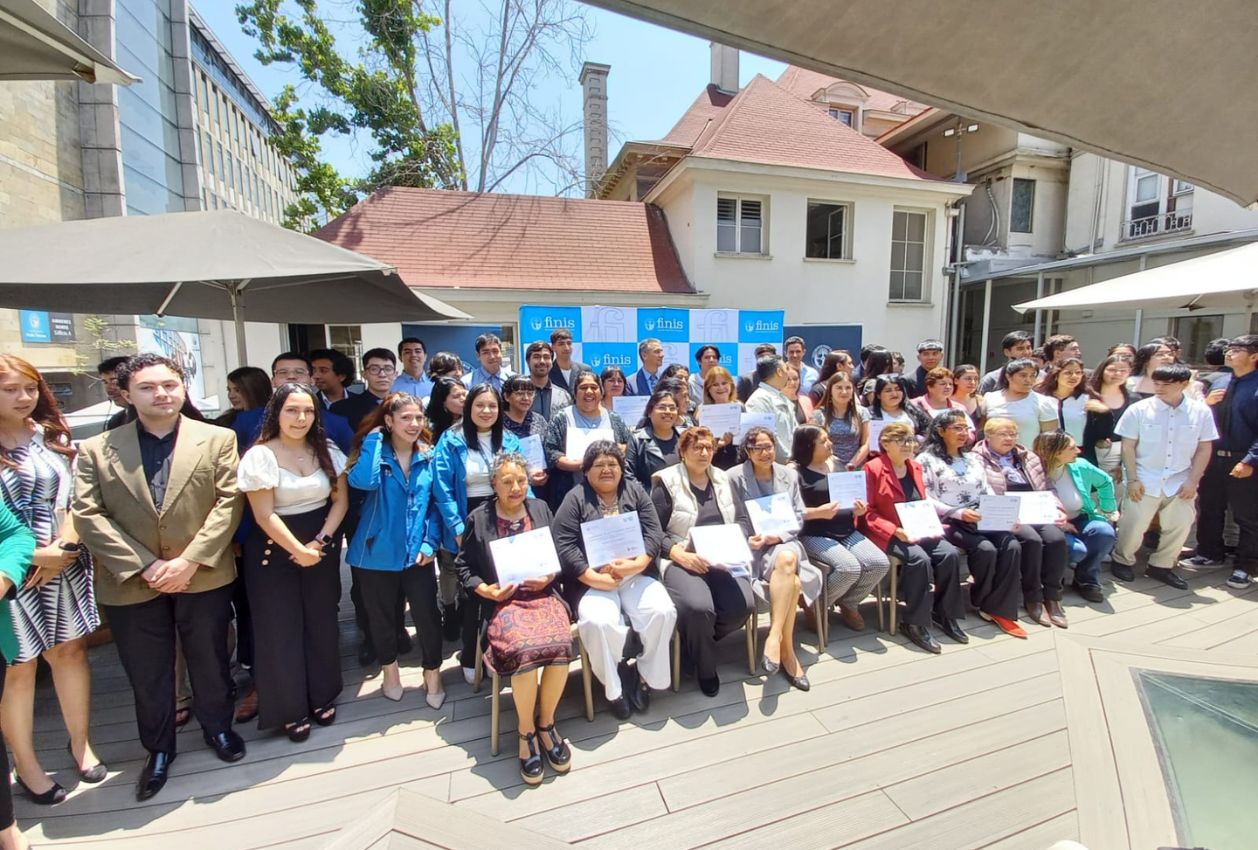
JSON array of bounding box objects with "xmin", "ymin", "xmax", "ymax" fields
[
  {"xmin": 883, "ymin": 437, "xmax": 916, "ymax": 447},
  {"xmin": 688, "ymin": 444, "xmax": 715, "ymax": 454},
  {"xmin": 273, "ymin": 368, "xmax": 310, "ymax": 379},
  {"xmin": 654, "ymin": 404, "xmax": 679, "ymax": 412},
  {"xmin": 989, "ymin": 430, "xmax": 1018, "ymax": 439},
  {"xmin": 364, "ymin": 366, "xmax": 397, "ymax": 377},
  {"xmin": 747, "ymin": 443, "xmax": 776, "ymax": 453}
]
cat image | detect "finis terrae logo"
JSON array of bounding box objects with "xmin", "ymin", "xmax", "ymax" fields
[
  {"xmin": 530, "ymin": 319, "xmax": 544, "ymax": 331},
  {"xmin": 744, "ymin": 319, "xmax": 780, "ymax": 334}
]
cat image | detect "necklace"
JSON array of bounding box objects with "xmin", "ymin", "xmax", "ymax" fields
[{"xmin": 276, "ymin": 443, "xmax": 317, "ymax": 475}]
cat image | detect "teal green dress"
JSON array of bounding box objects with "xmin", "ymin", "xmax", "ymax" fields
[{"xmin": 0, "ymin": 500, "xmax": 35, "ymax": 663}]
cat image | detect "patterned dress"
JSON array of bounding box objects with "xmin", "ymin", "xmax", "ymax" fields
[{"xmin": 0, "ymin": 432, "xmax": 100, "ymax": 663}]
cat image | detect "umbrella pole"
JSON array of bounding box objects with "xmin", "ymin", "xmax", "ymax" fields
[{"xmin": 230, "ymin": 284, "xmax": 248, "ymax": 367}]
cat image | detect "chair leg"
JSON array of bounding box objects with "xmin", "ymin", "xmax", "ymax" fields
[
  {"xmin": 876, "ymin": 577, "xmax": 885, "ymax": 632},
  {"xmin": 746, "ymin": 611, "xmax": 757, "ymax": 675},
  {"xmin": 473, "ymin": 630, "xmax": 483, "ymax": 693},
  {"xmin": 671, "ymin": 629, "xmax": 681, "ymax": 692},
  {"xmin": 490, "ymin": 670, "xmax": 500, "ymax": 756},
  {"xmin": 813, "ymin": 596, "xmax": 826, "ymax": 650},
  {"xmin": 578, "ymin": 636, "xmax": 594, "ymax": 723},
  {"xmin": 889, "ymin": 560, "xmax": 899, "ymax": 636}
]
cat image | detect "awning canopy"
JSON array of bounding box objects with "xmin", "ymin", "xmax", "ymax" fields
[
  {"xmin": 581, "ymin": 0, "xmax": 1258, "ymax": 207},
  {"xmin": 1014, "ymin": 242, "xmax": 1258, "ymax": 314},
  {"xmin": 0, "ymin": 0, "xmax": 139, "ymax": 85}
]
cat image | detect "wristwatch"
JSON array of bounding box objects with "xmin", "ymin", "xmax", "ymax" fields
[
  {"xmin": 315, "ymin": 533, "xmax": 333, "ymax": 546},
  {"xmin": 59, "ymin": 541, "xmax": 82, "ymax": 553}
]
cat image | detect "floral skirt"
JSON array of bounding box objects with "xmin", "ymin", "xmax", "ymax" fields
[{"xmin": 484, "ymin": 589, "xmax": 572, "ymax": 677}]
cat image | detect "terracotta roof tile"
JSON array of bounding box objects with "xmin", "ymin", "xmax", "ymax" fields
[
  {"xmin": 313, "ymin": 188, "xmax": 693, "ymax": 294},
  {"xmin": 662, "ymin": 84, "xmax": 735, "ymax": 146},
  {"xmin": 776, "ymin": 65, "xmax": 924, "ymax": 114}
]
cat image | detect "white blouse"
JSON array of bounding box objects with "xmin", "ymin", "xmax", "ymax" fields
[
  {"xmin": 919, "ymin": 451, "xmax": 992, "ymax": 509},
  {"xmin": 237, "ymin": 443, "xmax": 347, "ymax": 515}
]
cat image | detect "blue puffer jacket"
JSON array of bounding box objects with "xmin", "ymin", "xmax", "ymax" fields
[
  {"xmin": 432, "ymin": 428, "xmax": 523, "ymax": 551},
  {"xmin": 347, "ymin": 432, "xmax": 440, "ymax": 569}
]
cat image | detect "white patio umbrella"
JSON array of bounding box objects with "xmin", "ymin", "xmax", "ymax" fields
[
  {"xmin": 582, "ymin": 0, "xmax": 1258, "ymax": 206},
  {"xmin": 1013, "ymin": 242, "xmax": 1258, "ymax": 314},
  {"xmin": 0, "ymin": 0, "xmax": 139, "ymax": 85}
]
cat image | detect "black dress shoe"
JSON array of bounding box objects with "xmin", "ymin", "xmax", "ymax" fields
[
  {"xmin": 16, "ymin": 776, "xmax": 67, "ymax": 805},
  {"xmin": 66, "ymin": 741, "xmax": 108, "ymax": 784},
  {"xmin": 203, "ymin": 730, "xmax": 247, "ymax": 762},
  {"xmin": 518, "ymin": 732, "xmax": 545, "ymax": 786},
  {"xmin": 136, "ymin": 752, "xmax": 175, "ymax": 802},
  {"xmin": 626, "ymin": 667, "xmax": 650, "ymax": 713},
  {"xmin": 1072, "ymin": 581, "xmax": 1105, "ymax": 603},
  {"xmin": 1110, "ymin": 562, "xmax": 1135, "ymax": 582},
  {"xmin": 698, "ymin": 675, "xmax": 721, "ymax": 697},
  {"xmin": 901, "ymin": 622, "xmax": 942, "ymax": 654},
  {"xmin": 608, "ymin": 696, "xmax": 633, "ymax": 720},
  {"xmin": 780, "ymin": 667, "xmax": 810, "ymax": 692},
  {"xmin": 357, "ymin": 639, "xmax": 376, "ymax": 667},
  {"xmin": 1148, "ymin": 567, "xmax": 1188, "ymax": 590},
  {"xmin": 932, "ymin": 615, "xmax": 969, "ymax": 644},
  {"xmin": 536, "ymin": 723, "xmax": 572, "ymax": 774}
]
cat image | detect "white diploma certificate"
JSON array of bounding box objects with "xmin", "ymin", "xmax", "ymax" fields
[
  {"xmin": 745, "ymin": 492, "xmax": 800, "ymax": 538},
  {"xmin": 612, "ymin": 395, "xmax": 648, "ymax": 426},
  {"xmin": 565, "ymin": 426, "xmax": 614, "ymax": 460},
  {"xmin": 488, "ymin": 526, "xmax": 561, "ymax": 585},
  {"xmin": 689, "ymin": 523, "xmax": 755, "ymax": 567},
  {"xmin": 867, "ymin": 419, "xmax": 888, "ymax": 453},
  {"xmin": 827, "ymin": 471, "xmax": 867, "ymax": 509},
  {"xmin": 735, "ymin": 412, "xmax": 775, "ymax": 444},
  {"xmin": 699, "ymin": 402, "xmax": 742, "ymax": 436},
  {"xmin": 518, "ymin": 434, "xmax": 546, "ymax": 472},
  {"xmin": 976, "ymin": 495, "xmax": 1021, "ymax": 532},
  {"xmin": 895, "ymin": 500, "xmax": 945, "ymax": 540},
  {"xmin": 580, "ymin": 511, "xmax": 647, "ymax": 568},
  {"xmin": 1014, "ymin": 491, "xmax": 1060, "ymax": 525}
]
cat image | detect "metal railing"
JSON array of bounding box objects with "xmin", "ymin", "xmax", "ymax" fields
[{"xmin": 1124, "ymin": 210, "xmax": 1193, "ymax": 239}]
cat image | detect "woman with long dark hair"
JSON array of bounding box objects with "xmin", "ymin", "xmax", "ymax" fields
[
  {"xmin": 1127, "ymin": 342, "xmax": 1178, "ymax": 399},
  {"xmin": 216, "ymin": 366, "xmax": 272, "ymax": 427},
  {"xmin": 812, "ymin": 371, "xmax": 871, "ymax": 470},
  {"xmin": 869, "ymin": 374, "xmax": 933, "ymax": 439},
  {"xmin": 0, "ymin": 354, "xmax": 104, "ymax": 805},
  {"xmin": 237, "ymin": 383, "xmax": 348, "ymax": 742},
  {"xmin": 1085, "ymin": 355, "xmax": 1134, "ymax": 492},
  {"xmin": 984, "ymin": 358, "xmax": 1058, "ymax": 447},
  {"xmin": 1033, "ymin": 431, "xmax": 1117, "ymax": 604},
  {"xmin": 1036, "ymin": 357, "xmax": 1109, "ymax": 444},
  {"xmin": 858, "ymin": 349, "xmax": 895, "ymax": 404},
  {"xmin": 599, "ymin": 366, "xmax": 627, "ymax": 414},
  {"xmin": 626, "ymin": 388, "xmax": 683, "ymax": 487},
  {"xmin": 808, "ymin": 350, "xmax": 854, "ymax": 406},
  {"xmin": 950, "ymin": 364, "xmax": 984, "ymax": 426},
  {"xmin": 426, "ymin": 376, "xmax": 467, "ymax": 442}
]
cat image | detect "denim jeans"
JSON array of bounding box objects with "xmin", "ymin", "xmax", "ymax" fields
[{"xmin": 1067, "ymin": 518, "xmax": 1117, "ymax": 586}]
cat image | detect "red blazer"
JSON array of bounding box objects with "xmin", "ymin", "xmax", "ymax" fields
[{"xmin": 860, "ymin": 454, "xmax": 928, "ymax": 550}]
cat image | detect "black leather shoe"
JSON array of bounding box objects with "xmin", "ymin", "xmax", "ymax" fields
[
  {"xmin": 519, "ymin": 732, "xmax": 544, "ymax": 786},
  {"xmin": 1148, "ymin": 567, "xmax": 1189, "ymax": 590},
  {"xmin": 357, "ymin": 639, "xmax": 376, "ymax": 667},
  {"xmin": 626, "ymin": 668, "xmax": 650, "ymax": 713},
  {"xmin": 698, "ymin": 675, "xmax": 721, "ymax": 697},
  {"xmin": 135, "ymin": 751, "xmax": 175, "ymax": 802},
  {"xmin": 536, "ymin": 723, "xmax": 572, "ymax": 774},
  {"xmin": 901, "ymin": 622, "xmax": 942, "ymax": 654},
  {"xmin": 1072, "ymin": 581, "xmax": 1105, "ymax": 603},
  {"xmin": 16, "ymin": 775, "xmax": 67, "ymax": 805},
  {"xmin": 1110, "ymin": 562, "xmax": 1135, "ymax": 582},
  {"xmin": 608, "ymin": 696, "xmax": 633, "ymax": 720},
  {"xmin": 780, "ymin": 667, "xmax": 810, "ymax": 692},
  {"xmin": 203, "ymin": 730, "xmax": 246, "ymax": 763},
  {"xmin": 932, "ymin": 615, "xmax": 969, "ymax": 644}
]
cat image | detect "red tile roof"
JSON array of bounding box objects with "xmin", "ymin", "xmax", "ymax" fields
[
  {"xmin": 314, "ymin": 187, "xmax": 693, "ymax": 294},
  {"xmin": 662, "ymin": 84, "xmax": 735, "ymax": 146},
  {"xmin": 776, "ymin": 65, "xmax": 924, "ymax": 114}
]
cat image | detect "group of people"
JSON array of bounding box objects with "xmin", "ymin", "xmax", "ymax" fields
[{"xmin": 0, "ymin": 321, "xmax": 1253, "ymax": 837}]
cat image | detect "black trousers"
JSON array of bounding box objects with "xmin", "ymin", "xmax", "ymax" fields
[
  {"xmin": 243, "ymin": 508, "xmax": 344, "ymax": 729},
  {"xmin": 230, "ymin": 562, "xmax": 253, "ymax": 669},
  {"xmin": 887, "ymin": 537, "xmax": 964, "ymax": 626},
  {"xmin": 1013, "ymin": 523, "xmax": 1068, "ymax": 603},
  {"xmin": 945, "ymin": 526, "xmax": 1022, "ymax": 620},
  {"xmin": 1198, "ymin": 454, "xmax": 1258, "ymax": 575},
  {"xmin": 355, "ymin": 563, "xmax": 443, "ymax": 669},
  {"xmin": 104, "ymin": 583, "xmax": 235, "ymax": 755},
  {"xmin": 663, "ymin": 565, "xmax": 753, "ymax": 681},
  {"xmin": 0, "ymin": 663, "xmax": 10, "ymax": 829}
]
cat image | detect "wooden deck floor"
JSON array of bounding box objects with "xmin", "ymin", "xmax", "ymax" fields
[{"xmin": 16, "ymin": 560, "xmax": 1258, "ymax": 850}]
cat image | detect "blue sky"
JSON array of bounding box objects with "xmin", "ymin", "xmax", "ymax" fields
[{"xmin": 192, "ymin": 2, "xmax": 786, "ymax": 194}]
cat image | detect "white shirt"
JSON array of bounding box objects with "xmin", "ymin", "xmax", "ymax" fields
[
  {"xmin": 465, "ymin": 433, "xmax": 496, "ymax": 498},
  {"xmin": 237, "ymin": 443, "xmax": 348, "ymax": 515},
  {"xmin": 1040, "ymin": 392, "xmax": 1089, "ymax": 444},
  {"xmin": 1114, "ymin": 395, "xmax": 1218, "ymax": 498},
  {"xmin": 985, "ymin": 390, "xmax": 1057, "ymax": 446},
  {"xmin": 795, "ymin": 362, "xmax": 820, "ymax": 395}
]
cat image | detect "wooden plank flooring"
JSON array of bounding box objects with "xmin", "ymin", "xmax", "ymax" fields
[{"xmin": 14, "ymin": 560, "xmax": 1257, "ymax": 849}]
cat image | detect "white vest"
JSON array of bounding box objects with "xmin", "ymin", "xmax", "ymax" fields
[{"xmin": 652, "ymin": 463, "xmax": 738, "ymax": 543}]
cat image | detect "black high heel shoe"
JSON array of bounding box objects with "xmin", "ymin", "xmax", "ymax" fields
[
  {"xmin": 535, "ymin": 723, "xmax": 571, "ymax": 774},
  {"xmin": 66, "ymin": 742, "xmax": 108, "ymax": 784},
  {"xmin": 519, "ymin": 732, "xmax": 544, "ymax": 786},
  {"xmin": 16, "ymin": 775, "xmax": 67, "ymax": 805}
]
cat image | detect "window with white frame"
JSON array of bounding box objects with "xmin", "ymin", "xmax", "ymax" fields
[
  {"xmin": 828, "ymin": 106, "xmax": 855, "ymax": 126},
  {"xmin": 889, "ymin": 209, "xmax": 929, "ymax": 301},
  {"xmin": 1127, "ymin": 167, "xmax": 1193, "ymax": 238},
  {"xmin": 717, "ymin": 195, "xmax": 766, "ymax": 254},
  {"xmin": 1011, "ymin": 178, "xmax": 1035, "ymax": 233},
  {"xmin": 805, "ymin": 200, "xmax": 853, "ymax": 259}
]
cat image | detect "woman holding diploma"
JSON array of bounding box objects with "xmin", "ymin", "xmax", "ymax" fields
[
  {"xmin": 698, "ymin": 366, "xmax": 742, "ymax": 470},
  {"xmin": 869, "ymin": 375, "xmax": 932, "ymax": 440},
  {"xmin": 501, "ymin": 375, "xmax": 550, "ymax": 490},
  {"xmin": 729, "ymin": 427, "xmax": 822, "ymax": 680},
  {"xmin": 553, "ymin": 441, "xmax": 675, "ymax": 720},
  {"xmin": 918, "ymin": 411, "xmax": 1026, "ymax": 638},
  {"xmin": 789, "ymin": 425, "xmax": 889, "ymax": 634},
  {"xmin": 455, "ymin": 452, "xmax": 572, "ymax": 786},
  {"xmin": 862, "ymin": 423, "xmax": 964, "ymax": 654},
  {"xmin": 599, "ymin": 366, "xmax": 627, "ymax": 414},
  {"xmin": 973, "ymin": 418, "xmax": 1070, "ymax": 628},
  {"xmin": 626, "ymin": 389, "xmax": 684, "ymax": 489},
  {"xmin": 811, "ymin": 371, "xmax": 871, "ymax": 470},
  {"xmin": 544, "ymin": 371, "xmax": 633, "ymax": 505},
  {"xmin": 346, "ymin": 393, "xmax": 444, "ymax": 706},
  {"xmin": 434, "ymin": 384, "xmax": 524, "ymax": 683},
  {"xmin": 652, "ymin": 427, "xmax": 758, "ymax": 696}
]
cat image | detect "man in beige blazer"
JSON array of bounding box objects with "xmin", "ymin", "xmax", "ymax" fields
[{"xmin": 73, "ymin": 353, "xmax": 245, "ymax": 801}]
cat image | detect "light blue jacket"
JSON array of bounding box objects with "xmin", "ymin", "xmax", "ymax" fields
[
  {"xmin": 347, "ymin": 432, "xmax": 440, "ymax": 569},
  {"xmin": 432, "ymin": 428, "xmax": 523, "ymax": 551},
  {"xmin": 1063, "ymin": 458, "xmax": 1118, "ymax": 523}
]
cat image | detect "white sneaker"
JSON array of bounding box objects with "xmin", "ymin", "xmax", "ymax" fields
[
  {"xmin": 462, "ymin": 666, "xmax": 477, "ymax": 686},
  {"xmin": 1226, "ymin": 569, "xmax": 1252, "ymax": 589}
]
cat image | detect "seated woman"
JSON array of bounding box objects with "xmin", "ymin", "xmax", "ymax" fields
[
  {"xmin": 652, "ymin": 427, "xmax": 757, "ymax": 696},
  {"xmin": 455, "ymin": 452, "xmax": 573, "ymax": 786},
  {"xmin": 626, "ymin": 388, "xmax": 683, "ymax": 488},
  {"xmin": 347, "ymin": 393, "xmax": 444, "ymax": 707},
  {"xmin": 973, "ymin": 418, "xmax": 1071, "ymax": 628},
  {"xmin": 698, "ymin": 366, "xmax": 743, "ymax": 470},
  {"xmin": 918, "ymin": 410, "xmax": 1026, "ymax": 639},
  {"xmin": 1032, "ymin": 431, "xmax": 1118, "ymax": 604},
  {"xmin": 553, "ymin": 441, "xmax": 676, "ymax": 720},
  {"xmin": 862, "ymin": 423, "xmax": 964, "ymax": 654},
  {"xmin": 789, "ymin": 425, "xmax": 889, "ymax": 633},
  {"xmin": 811, "ymin": 371, "xmax": 871, "ymax": 470},
  {"xmin": 869, "ymin": 374, "xmax": 933, "ymax": 441},
  {"xmin": 729, "ymin": 426, "xmax": 822, "ymax": 683}
]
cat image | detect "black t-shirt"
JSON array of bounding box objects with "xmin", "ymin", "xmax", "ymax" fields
[
  {"xmin": 797, "ymin": 466, "xmax": 856, "ymax": 539},
  {"xmin": 899, "ymin": 471, "xmax": 919, "ymax": 502}
]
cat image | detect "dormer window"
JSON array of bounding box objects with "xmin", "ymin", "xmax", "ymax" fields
[{"xmin": 828, "ymin": 106, "xmax": 855, "ymax": 126}]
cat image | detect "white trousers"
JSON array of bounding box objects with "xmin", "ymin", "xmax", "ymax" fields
[
  {"xmin": 577, "ymin": 573, "xmax": 677, "ymax": 700},
  {"xmin": 1114, "ymin": 490, "xmax": 1197, "ymax": 570}
]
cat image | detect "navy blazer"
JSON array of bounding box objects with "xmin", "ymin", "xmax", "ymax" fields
[
  {"xmin": 625, "ymin": 368, "xmax": 658, "ymax": 396},
  {"xmin": 231, "ymin": 406, "xmax": 355, "ymax": 455}
]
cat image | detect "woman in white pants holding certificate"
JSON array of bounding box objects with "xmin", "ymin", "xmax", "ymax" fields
[
  {"xmin": 553, "ymin": 441, "xmax": 676, "ymax": 721},
  {"xmin": 455, "ymin": 453, "xmax": 572, "ymax": 786}
]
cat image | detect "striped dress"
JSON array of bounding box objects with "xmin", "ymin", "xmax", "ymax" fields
[{"xmin": 0, "ymin": 430, "xmax": 99, "ymax": 663}]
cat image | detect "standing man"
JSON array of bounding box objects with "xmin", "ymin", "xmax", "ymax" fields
[
  {"xmin": 1181, "ymin": 335, "xmax": 1258, "ymax": 588},
  {"xmin": 784, "ymin": 336, "xmax": 819, "ymax": 397},
  {"xmin": 392, "ymin": 337, "xmax": 432, "ymax": 399},
  {"xmin": 1111, "ymin": 363, "xmax": 1217, "ymax": 590},
  {"xmin": 1044, "ymin": 334, "xmax": 1083, "ymax": 368},
  {"xmin": 548, "ymin": 328, "xmax": 588, "ymax": 393},
  {"xmin": 690, "ymin": 345, "xmax": 722, "ymax": 407},
  {"xmin": 461, "ymin": 333, "xmax": 515, "ymax": 392},
  {"xmin": 627, "ymin": 338, "xmax": 666, "ymax": 396},
  {"xmin": 98, "ymin": 355, "xmax": 134, "ymax": 430},
  {"xmin": 905, "ymin": 339, "xmax": 945, "ymax": 398},
  {"xmin": 979, "ymin": 331, "xmax": 1034, "ymax": 393},
  {"xmin": 737, "ymin": 343, "xmax": 779, "ymax": 402},
  {"xmin": 235, "ymin": 353, "xmax": 354, "ymax": 452},
  {"xmin": 308, "ymin": 348, "xmax": 356, "ymax": 409},
  {"xmin": 524, "ymin": 341, "xmax": 571, "ymax": 420},
  {"xmin": 333, "ymin": 348, "xmax": 398, "ymax": 431},
  {"xmin": 744, "ymin": 355, "xmax": 797, "ymax": 463},
  {"xmin": 73, "ymin": 353, "xmax": 246, "ymax": 801}
]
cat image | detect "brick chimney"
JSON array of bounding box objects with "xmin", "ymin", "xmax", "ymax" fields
[
  {"xmin": 710, "ymin": 42, "xmax": 739, "ymax": 93},
  {"xmin": 579, "ymin": 62, "xmax": 610, "ymax": 197}
]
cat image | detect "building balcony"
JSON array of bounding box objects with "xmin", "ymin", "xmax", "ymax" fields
[{"xmin": 1124, "ymin": 210, "xmax": 1193, "ymax": 240}]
